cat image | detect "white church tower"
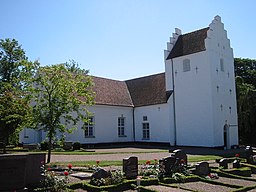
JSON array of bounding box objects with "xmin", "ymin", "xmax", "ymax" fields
[{"xmin": 164, "ymin": 15, "xmax": 238, "ymax": 149}]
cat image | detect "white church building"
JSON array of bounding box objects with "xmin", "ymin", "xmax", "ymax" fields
[{"xmin": 20, "ymin": 16, "xmax": 238, "ymax": 149}]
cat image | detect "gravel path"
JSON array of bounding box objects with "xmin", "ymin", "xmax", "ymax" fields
[
  {"xmin": 177, "ymin": 181, "xmax": 236, "ymax": 192},
  {"xmin": 217, "ymin": 176, "xmax": 256, "ymax": 187},
  {"xmin": 51, "ymin": 152, "xmax": 170, "ymax": 162},
  {"xmin": 145, "ymin": 185, "xmax": 189, "ymax": 192}
]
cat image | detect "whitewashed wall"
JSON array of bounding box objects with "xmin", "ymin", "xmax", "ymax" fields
[
  {"xmin": 64, "ymin": 105, "xmax": 134, "ymax": 143},
  {"xmin": 19, "ymin": 129, "xmax": 40, "ymax": 144},
  {"xmin": 20, "ymin": 105, "xmax": 134, "ymax": 144},
  {"xmin": 171, "ymin": 51, "xmax": 215, "ymax": 147},
  {"xmin": 206, "ymin": 15, "xmax": 238, "ymax": 148},
  {"xmin": 134, "ymin": 103, "xmax": 172, "ymax": 143}
]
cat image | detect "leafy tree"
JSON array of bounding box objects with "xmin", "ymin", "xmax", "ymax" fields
[
  {"xmin": 31, "ymin": 61, "xmax": 94, "ymax": 163},
  {"xmin": 0, "ymin": 38, "xmax": 37, "ymax": 148},
  {"xmin": 235, "ymin": 58, "xmax": 256, "ymax": 145},
  {"xmin": 235, "ymin": 58, "xmax": 256, "ymax": 86}
]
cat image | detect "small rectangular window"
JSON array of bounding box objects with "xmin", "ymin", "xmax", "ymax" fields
[
  {"xmin": 118, "ymin": 117, "xmax": 125, "ymax": 136},
  {"xmin": 143, "ymin": 116, "xmax": 147, "ymax": 121},
  {"xmin": 142, "ymin": 123, "xmax": 150, "ymax": 139},
  {"xmin": 84, "ymin": 117, "xmax": 94, "ymax": 137},
  {"xmin": 183, "ymin": 59, "xmax": 191, "ymax": 72}
]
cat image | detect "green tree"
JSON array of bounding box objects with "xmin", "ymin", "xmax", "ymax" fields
[
  {"xmin": 235, "ymin": 58, "xmax": 256, "ymax": 145},
  {"xmin": 235, "ymin": 58, "xmax": 256, "ymax": 86},
  {"xmin": 32, "ymin": 61, "xmax": 94, "ymax": 163},
  {"xmin": 0, "ymin": 38, "xmax": 37, "ymax": 148}
]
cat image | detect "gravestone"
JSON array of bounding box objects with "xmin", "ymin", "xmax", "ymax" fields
[
  {"xmin": 245, "ymin": 146, "xmax": 253, "ymax": 164},
  {"xmin": 123, "ymin": 156, "xmax": 138, "ymax": 179},
  {"xmin": 91, "ymin": 168, "xmax": 109, "ymax": 179},
  {"xmin": 159, "ymin": 156, "xmax": 177, "ymax": 175},
  {"xmin": 0, "ymin": 154, "xmax": 27, "ymax": 191},
  {"xmin": 172, "ymin": 149, "xmax": 187, "ymax": 165},
  {"xmin": 26, "ymin": 153, "xmax": 46, "ymax": 187},
  {"xmin": 219, "ymin": 158, "xmax": 228, "ymax": 169},
  {"xmin": 247, "ymin": 155, "xmax": 256, "ymax": 165},
  {"xmin": 195, "ymin": 162, "xmax": 210, "ymax": 176},
  {"xmin": 233, "ymin": 159, "xmax": 240, "ymax": 168}
]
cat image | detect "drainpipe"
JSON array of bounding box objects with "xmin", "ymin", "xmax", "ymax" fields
[{"xmin": 171, "ymin": 58, "xmax": 177, "ymax": 146}]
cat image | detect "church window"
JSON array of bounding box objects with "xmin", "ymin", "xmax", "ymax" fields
[
  {"xmin": 220, "ymin": 59, "xmax": 224, "ymax": 72},
  {"xmin": 84, "ymin": 116, "xmax": 94, "ymax": 137},
  {"xmin": 183, "ymin": 59, "xmax": 191, "ymax": 72},
  {"xmin": 142, "ymin": 123, "xmax": 150, "ymax": 139},
  {"xmin": 118, "ymin": 117, "xmax": 125, "ymax": 137}
]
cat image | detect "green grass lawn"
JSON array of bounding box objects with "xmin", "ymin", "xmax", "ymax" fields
[{"xmin": 49, "ymin": 155, "xmax": 222, "ymax": 167}]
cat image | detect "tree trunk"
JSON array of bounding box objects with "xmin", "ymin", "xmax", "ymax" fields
[{"xmin": 47, "ymin": 133, "xmax": 53, "ymax": 163}]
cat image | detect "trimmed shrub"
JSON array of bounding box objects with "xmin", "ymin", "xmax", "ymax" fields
[
  {"xmin": 40, "ymin": 141, "xmax": 48, "ymax": 150},
  {"xmin": 73, "ymin": 142, "xmax": 81, "ymax": 150}
]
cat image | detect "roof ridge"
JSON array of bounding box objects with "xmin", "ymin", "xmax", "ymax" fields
[
  {"xmin": 125, "ymin": 72, "xmax": 165, "ymax": 82},
  {"xmin": 182, "ymin": 27, "xmax": 209, "ymax": 36}
]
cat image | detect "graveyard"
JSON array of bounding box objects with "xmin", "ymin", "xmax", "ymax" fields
[{"xmin": 1, "ymin": 146, "xmax": 256, "ymax": 191}]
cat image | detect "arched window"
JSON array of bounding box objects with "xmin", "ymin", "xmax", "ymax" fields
[{"xmin": 183, "ymin": 59, "xmax": 190, "ymax": 72}]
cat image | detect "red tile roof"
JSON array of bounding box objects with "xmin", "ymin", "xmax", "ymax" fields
[
  {"xmin": 126, "ymin": 73, "xmax": 170, "ymax": 107},
  {"xmin": 92, "ymin": 73, "xmax": 171, "ymax": 107},
  {"xmin": 167, "ymin": 27, "xmax": 209, "ymax": 59},
  {"xmin": 92, "ymin": 76, "xmax": 133, "ymax": 107}
]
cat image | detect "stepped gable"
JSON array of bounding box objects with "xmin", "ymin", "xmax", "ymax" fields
[
  {"xmin": 92, "ymin": 76, "xmax": 133, "ymax": 107},
  {"xmin": 167, "ymin": 27, "xmax": 209, "ymax": 59},
  {"xmin": 125, "ymin": 73, "xmax": 171, "ymax": 107}
]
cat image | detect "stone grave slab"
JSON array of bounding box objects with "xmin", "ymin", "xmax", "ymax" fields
[
  {"xmin": 91, "ymin": 168, "xmax": 109, "ymax": 179},
  {"xmin": 71, "ymin": 172, "xmax": 92, "ymax": 180},
  {"xmin": 123, "ymin": 156, "xmax": 138, "ymax": 179},
  {"xmin": 219, "ymin": 158, "xmax": 228, "ymax": 169},
  {"xmin": 0, "ymin": 154, "xmax": 27, "ymax": 191},
  {"xmin": 159, "ymin": 156, "xmax": 177, "ymax": 175},
  {"xmin": 233, "ymin": 159, "xmax": 240, "ymax": 168},
  {"xmin": 195, "ymin": 161, "xmax": 210, "ymax": 176},
  {"xmin": 172, "ymin": 149, "xmax": 187, "ymax": 165},
  {"xmin": 26, "ymin": 153, "xmax": 46, "ymax": 187}
]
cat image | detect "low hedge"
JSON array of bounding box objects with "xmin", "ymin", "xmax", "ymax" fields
[
  {"xmin": 241, "ymin": 162, "xmax": 256, "ymax": 174},
  {"xmin": 198, "ymin": 175, "xmax": 241, "ymax": 189},
  {"xmin": 232, "ymin": 185, "xmax": 256, "ymax": 192},
  {"xmin": 160, "ymin": 175, "xmax": 198, "ymax": 184},
  {"xmin": 222, "ymin": 167, "xmax": 252, "ymax": 177},
  {"xmin": 212, "ymin": 169, "xmax": 256, "ymax": 181}
]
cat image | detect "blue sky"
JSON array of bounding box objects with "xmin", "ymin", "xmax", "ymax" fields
[{"xmin": 1, "ymin": 0, "xmax": 255, "ymax": 80}]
